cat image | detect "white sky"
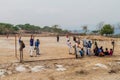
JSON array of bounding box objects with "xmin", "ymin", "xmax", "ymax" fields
[{"xmin": 0, "ymin": 0, "xmax": 120, "ymax": 30}]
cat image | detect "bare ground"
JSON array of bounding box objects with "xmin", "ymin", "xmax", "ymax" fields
[{"xmin": 0, "ymin": 36, "xmax": 120, "ymax": 80}]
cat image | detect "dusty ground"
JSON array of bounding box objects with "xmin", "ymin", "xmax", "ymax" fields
[{"xmin": 0, "ymin": 36, "xmax": 120, "ymax": 80}]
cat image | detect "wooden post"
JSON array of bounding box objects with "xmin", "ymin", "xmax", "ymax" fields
[{"xmin": 15, "ymin": 34, "xmax": 17, "ymax": 57}]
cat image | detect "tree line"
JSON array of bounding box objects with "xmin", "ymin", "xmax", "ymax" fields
[
  {"xmin": 0, "ymin": 23, "xmax": 69, "ymax": 35},
  {"xmin": 0, "ymin": 22, "xmax": 116, "ymax": 35}
]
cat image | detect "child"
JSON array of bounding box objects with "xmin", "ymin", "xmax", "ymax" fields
[
  {"xmin": 104, "ymin": 48, "xmax": 109, "ymax": 55},
  {"xmin": 79, "ymin": 48, "xmax": 84, "ymax": 57},
  {"xmin": 99, "ymin": 46, "xmax": 104, "ymax": 56},
  {"xmin": 109, "ymin": 49, "xmax": 113, "ymax": 56},
  {"xmin": 35, "ymin": 39, "xmax": 40, "ymax": 56}
]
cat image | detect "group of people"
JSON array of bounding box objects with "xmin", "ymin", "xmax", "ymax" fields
[
  {"xmin": 19, "ymin": 35, "xmax": 40, "ymax": 63},
  {"xmin": 66, "ymin": 36, "xmax": 114, "ymax": 58},
  {"xmin": 66, "ymin": 36, "xmax": 93, "ymax": 58},
  {"xmin": 93, "ymin": 41, "xmax": 114, "ymax": 56},
  {"xmin": 29, "ymin": 35, "xmax": 40, "ymax": 57},
  {"xmin": 18, "ymin": 34, "xmax": 114, "ymax": 63}
]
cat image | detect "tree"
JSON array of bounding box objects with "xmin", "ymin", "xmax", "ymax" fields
[
  {"xmin": 96, "ymin": 22, "xmax": 104, "ymax": 32},
  {"xmin": 100, "ymin": 24, "xmax": 114, "ymax": 35},
  {"xmin": 82, "ymin": 26, "xmax": 88, "ymax": 34}
]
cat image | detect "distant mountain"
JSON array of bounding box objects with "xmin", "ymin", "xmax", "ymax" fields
[{"xmin": 69, "ymin": 28, "xmax": 120, "ymax": 35}]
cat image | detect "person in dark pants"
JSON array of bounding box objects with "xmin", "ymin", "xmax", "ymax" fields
[
  {"xmin": 29, "ymin": 35, "xmax": 34, "ymax": 57},
  {"xmin": 94, "ymin": 46, "xmax": 99, "ymax": 56},
  {"xmin": 35, "ymin": 39, "xmax": 40, "ymax": 56},
  {"xmin": 57, "ymin": 35, "xmax": 59, "ymax": 42},
  {"xmin": 73, "ymin": 36, "xmax": 76, "ymax": 42},
  {"xmin": 19, "ymin": 40, "xmax": 25, "ymax": 63}
]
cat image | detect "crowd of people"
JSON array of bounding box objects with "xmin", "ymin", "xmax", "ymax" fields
[
  {"xmin": 66, "ymin": 35, "xmax": 114, "ymax": 58},
  {"xmin": 18, "ymin": 35, "xmax": 114, "ymax": 63}
]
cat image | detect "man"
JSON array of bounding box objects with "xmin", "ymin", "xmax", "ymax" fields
[
  {"xmin": 19, "ymin": 40, "xmax": 25, "ymax": 63},
  {"xmin": 67, "ymin": 40, "xmax": 72, "ymax": 54},
  {"xmin": 87, "ymin": 40, "xmax": 92, "ymax": 55},
  {"xmin": 73, "ymin": 36, "xmax": 76, "ymax": 42},
  {"xmin": 82, "ymin": 38, "xmax": 87, "ymax": 55},
  {"xmin": 29, "ymin": 35, "xmax": 34, "ymax": 57},
  {"xmin": 111, "ymin": 40, "xmax": 115, "ymax": 53},
  {"xmin": 57, "ymin": 35, "xmax": 59, "ymax": 42}
]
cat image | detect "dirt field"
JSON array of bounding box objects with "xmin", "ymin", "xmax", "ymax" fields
[{"xmin": 0, "ymin": 36, "xmax": 120, "ymax": 80}]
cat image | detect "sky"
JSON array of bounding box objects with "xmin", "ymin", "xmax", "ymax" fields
[{"xmin": 0, "ymin": 0, "xmax": 120, "ymax": 30}]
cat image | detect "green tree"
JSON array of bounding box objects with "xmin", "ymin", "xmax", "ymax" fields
[
  {"xmin": 100, "ymin": 24, "xmax": 114, "ymax": 35},
  {"xmin": 0, "ymin": 23, "xmax": 15, "ymax": 34}
]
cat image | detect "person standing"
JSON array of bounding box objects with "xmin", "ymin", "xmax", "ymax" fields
[
  {"xmin": 35, "ymin": 39, "xmax": 40, "ymax": 56},
  {"xmin": 57, "ymin": 35, "xmax": 59, "ymax": 42},
  {"xmin": 111, "ymin": 40, "xmax": 115, "ymax": 53},
  {"xmin": 78, "ymin": 43, "xmax": 84, "ymax": 57},
  {"xmin": 82, "ymin": 38, "xmax": 87, "ymax": 55},
  {"xmin": 19, "ymin": 40, "xmax": 25, "ymax": 63},
  {"xmin": 29, "ymin": 35, "xmax": 34, "ymax": 57},
  {"xmin": 87, "ymin": 40, "xmax": 92, "ymax": 55},
  {"xmin": 19, "ymin": 36, "xmax": 22, "ymax": 44},
  {"xmin": 73, "ymin": 36, "xmax": 76, "ymax": 42},
  {"xmin": 67, "ymin": 40, "xmax": 72, "ymax": 54},
  {"xmin": 78, "ymin": 37, "xmax": 81, "ymax": 44}
]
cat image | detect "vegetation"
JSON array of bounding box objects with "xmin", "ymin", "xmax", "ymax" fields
[
  {"xmin": 92, "ymin": 30, "xmax": 99, "ymax": 34},
  {"xmin": 100, "ymin": 24, "xmax": 114, "ymax": 35},
  {"xmin": 82, "ymin": 26, "xmax": 88, "ymax": 34},
  {"xmin": 0, "ymin": 23, "xmax": 69, "ymax": 35}
]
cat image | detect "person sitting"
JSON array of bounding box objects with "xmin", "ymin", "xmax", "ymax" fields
[
  {"xmin": 104, "ymin": 48, "xmax": 109, "ymax": 55},
  {"xmin": 100, "ymin": 46, "xmax": 104, "ymax": 53},
  {"xmin": 99, "ymin": 47, "xmax": 104, "ymax": 56},
  {"xmin": 109, "ymin": 49, "xmax": 113, "ymax": 56},
  {"xmin": 79, "ymin": 48, "xmax": 84, "ymax": 57}
]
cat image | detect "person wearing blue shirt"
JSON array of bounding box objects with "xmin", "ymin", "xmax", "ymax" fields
[
  {"xmin": 29, "ymin": 35, "xmax": 34, "ymax": 57},
  {"xmin": 87, "ymin": 40, "xmax": 92, "ymax": 55},
  {"xmin": 35, "ymin": 39, "xmax": 40, "ymax": 56}
]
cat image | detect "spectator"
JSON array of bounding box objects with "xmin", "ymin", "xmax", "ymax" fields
[
  {"xmin": 73, "ymin": 36, "xmax": 76, "ymax": 42},
  {"xmin": 35, "ymin": 39, "xmax": 40, "ymax": 56},
  {"xmin": 57, "ymin": 35, "xmax": 59, "ymax": 42},
  {"xmin": 19, "ymin": 40, "xmax": 25, "ymax": 63},
  {"xmin": 104, "ymin": 48, "xmax": 109, "ymax": 55},
  {"xmin": 109, "ymin": 49, "xmax": 113, "ymax": 56},
  {"xmin": 29, "ymin": 35, "xmax": 34, "ymax": 57},
  {"xmin": 67, "ymin": 40, "xmax": 72, "ymax": 54},
  {"xmin": 87, "ymin": 40, "xmax": 92, "ymax": 55}
]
